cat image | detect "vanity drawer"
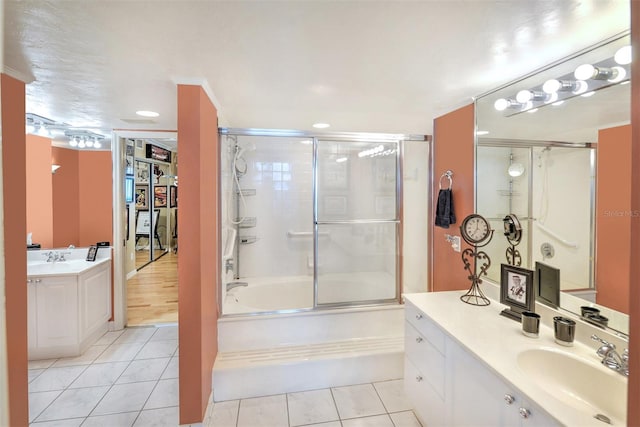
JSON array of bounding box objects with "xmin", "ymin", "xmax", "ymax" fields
[
  {"xmin": 405, "ymin": 300, "xmax": 445, "ymax": 354},
  {"xmin": 405, "ymin": 321, "xmax": 445, "ymax": 398},
  {"xmin": 405, "ymin": 356, "xmax": 446, "ymax": 427}
]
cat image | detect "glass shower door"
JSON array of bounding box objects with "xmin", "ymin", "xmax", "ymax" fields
[{"xmin": 315, "ymin": 140, "xmax": 399, "ymax": 306}]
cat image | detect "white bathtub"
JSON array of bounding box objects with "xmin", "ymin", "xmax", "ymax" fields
[{"xmin": 223, "ymin": 272, "xmax": 396, "ymax": 315}]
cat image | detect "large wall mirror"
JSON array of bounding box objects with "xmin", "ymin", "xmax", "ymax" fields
[{"xmin": 475, "ymin": 33, "xmax": 630, "ymax": 335}]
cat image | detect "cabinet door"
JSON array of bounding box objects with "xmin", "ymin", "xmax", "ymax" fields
[
  {"xmin": 79, "ymin": 265, "xmax": 111, "ymax": 337},
  {"xmin": 27, "ymin": 281, "xmax": 37, "ymax": 350},
  {"xmin": 449, "ymin": 338, "xmax": 520, "ymax": 426},
  {"xmin": 35, "ymin": 277, "xmax": 78, "ymax": 348}
]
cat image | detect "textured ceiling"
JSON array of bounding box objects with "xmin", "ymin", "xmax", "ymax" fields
[{"xmin": 3, "ymin": 0, "xmax": 631, "ymax": 143}]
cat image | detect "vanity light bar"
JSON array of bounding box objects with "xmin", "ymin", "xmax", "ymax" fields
[{"xmin": 494, "ymin": 52, "xmax": 630, "ymax": 117}]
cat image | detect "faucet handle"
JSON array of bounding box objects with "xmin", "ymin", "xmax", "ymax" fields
[
  {"xmin": 622, "ymin": 348, "xmax": 629, "ymax": 362},
  {"xmin": 591, "ymin": 334, "xmax": 615, "ymax": 349}
]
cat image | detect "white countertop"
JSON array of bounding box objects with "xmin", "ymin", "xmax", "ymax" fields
[
  {"xmin": 404, "ymin": 291, "xmax": 628, "ymax": 427},
  {"xmin": 27, "ymin": 247, "xmax": 112, "ymax": 278}
]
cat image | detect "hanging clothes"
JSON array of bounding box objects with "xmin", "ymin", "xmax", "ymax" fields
[{"xmin": 435, "ymin": 188, "xmax": 456, "ymax": 228}]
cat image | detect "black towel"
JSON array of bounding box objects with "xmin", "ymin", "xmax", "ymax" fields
[{"xmin": 435, "ymin": 188, "xmax": 456, "ymax": 228}]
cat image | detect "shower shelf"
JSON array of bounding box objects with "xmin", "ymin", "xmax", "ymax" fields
[
  {"xmin": 239, "ymin": 235, "xmax": 258, "ymax": 244},
  {"xmin": 497, "ymin": 190, "xmax": 521, "ymax": 197},
  {"xmin": 236, "ymin": 217, "xmax": 257, "ymax": 228},
  {"xmin": 236, "ymin": 188, "xmax": 256, "ymax": 196}
]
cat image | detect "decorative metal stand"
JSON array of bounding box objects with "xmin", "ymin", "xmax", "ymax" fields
[
  {"xmin": 460, "ymin": 239, "xmax": 493, "ymax": 306},
  {"xmin": 506, "ymin": 245, "xmax": 521, "ymax": 266},
  {"xmin": 503, "ymin": 214, "xmax": 523, "ymax": 266}
]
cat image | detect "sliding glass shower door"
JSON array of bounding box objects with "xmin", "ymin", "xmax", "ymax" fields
[{"xmin": 315, "ymin": 140, "xmax": 399, "ymax": 306}]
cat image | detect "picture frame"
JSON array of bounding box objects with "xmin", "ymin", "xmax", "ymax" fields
[
  {"xmin": 169, "ymin": 185, "xmax": 178, "ymax": 208},
  {"xmin": 86, "ymin": 245, "xmax": 98, "ymax": 262},
  {"xmin": 500, "ymin": 264, "xmax": 535, "ymax": 321},
  {"xmin": 154, "ymin": 185, "xmax": 167, "ymax": 208},
  {"xmin": 135, "ymin": 185, "xmax": 149, "ymax": 209}
]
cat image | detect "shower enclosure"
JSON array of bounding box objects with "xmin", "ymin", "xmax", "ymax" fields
[
  {"xmin": 476, "ymin": 140, "xmax": 595, "ymax": 296},
  {"xmin": 220, "ymin": 129, "xmax": 421, "ymax": 315}
]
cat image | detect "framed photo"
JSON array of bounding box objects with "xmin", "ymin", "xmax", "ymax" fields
[
  {"xmin": 86, "ymin": 245, "xmax": 98, "ymax": 262},
  {"xmin": 135, "ymin": 185, "xmax": 148, "ymax": 209},
  {"xmin": 500, "ymin": 264, "xmax": 535, "ymax": 321},
  {"xmin": 154, "ymin": 186, "xmax": 167, "ymax": 208},
  {"xmin": 169, "ymin": 185, "xmax": 178, "ymax": 208}
]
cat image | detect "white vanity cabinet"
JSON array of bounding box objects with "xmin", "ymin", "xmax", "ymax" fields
[
  {"xmin": 27, "ymin": 260, "xmax": 111, "ymax": 360},
  {"xmin": 404, "ymin": 298, "xmax": 559, "ymax": 427}
]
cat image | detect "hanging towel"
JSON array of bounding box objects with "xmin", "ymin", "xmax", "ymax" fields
[{"xmin": 435, "ymin": 188, "xmax": 456, "ymax": 228}]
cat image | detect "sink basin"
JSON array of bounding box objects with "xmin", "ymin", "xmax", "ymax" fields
[
  {"xmin": 27, "ymin": 259, "xmax": 103, "ymax": 276},
  {"xmin": 517, "ymin": 348, "xmax": 627, "ymax": 423}
]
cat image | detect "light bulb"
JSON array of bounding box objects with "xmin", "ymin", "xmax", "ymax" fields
[
  {"xmin": 94, "ymin": 141, "xmax": 101, "ymax": 149},
  {"xmin": 516, "ymin": 90, "xmax": 533, "ymax": 103},
  {"xmin": 37, "ymin": 124, "xmax": 50, "ymax": 137},
  {"xmin": 574, "ymin": 64, "xmax": 596, "ymax": 80},
  {"xmin": 615, "ymin": 45, "xmax": 632, "ymax": 65},
  {"xmin": 608, "ymin": 66, "xmax": 626, "ymax": 83},
  {"xmin": 26, "ymin": 123, "xmax": 36, "ymax": 134},
  {"xmin": 572, "ymin": 81, "xmax": 588, "ymax": 95},
  {"xmin": 78, "ymin": 138, "xmax": 86, "ymax": 148},
  {"xmin": 69, "ymin": 137, "xmax": 78, "ymax": 147},
  {"xmin": 542, "ymin": 79, "xmax": 561, "ymax": 94},
  {"xmin": 494, "ymin": 98, "xmax": 510, "ymax": 111},
  {"xmin": 544, "ymin": 93, "xmax": 559, "ymax": 104},
  {"xmin": 86, "ymin": 138, "xmax": 94, "ymax": 147}
]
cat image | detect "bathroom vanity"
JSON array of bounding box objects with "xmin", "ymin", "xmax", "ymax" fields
[
  {"xmin": 27, "ymin": 249, "xmax": 112, "ymax": 360},
  {"xmin": 404, "ymin": 292, "xmax": 627, "ymax": 426}
]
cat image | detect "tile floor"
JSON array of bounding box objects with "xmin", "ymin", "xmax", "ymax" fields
[{"xmin": 29, "ymin": 325, "xmax": 420, "ymax": 427}]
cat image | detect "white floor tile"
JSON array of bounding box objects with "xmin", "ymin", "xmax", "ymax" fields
[
  {"xmin": 51, "ymin": 345, "xmax": 108, "ymax": 367},
  {"xmin": 82, "ymin": 411, "xmax": 139, "ymax": 427},
  {"xmin": 342, "ymin": 414, "xmax": 394, "ymax": 427},
  {"xmin": 92, "ymin": 381, "xmax": 156, "ymax": 415},
  {"xmin": 35, "ymin": 386, "xmax": 110, "ymax": 422},
  {"xmin": 28, "ymin": 359, "xmax": 57, "ymax": 370},
  {"xmin": 30, "ymin": 418, "xmax": 84, "ymax": 426},
  {"xmin": 389, "ymin": 411, "xmax": 422, "ymax": 427},
  {"xmin": 29, "ymin": 391, "xmax": 62, "ymax": 422},
  {"xmin": 160, "ymin": 356, "xmax": 178, "ymax": 379},
  {"xmin": 304, "ymin": 422, "xmax": 342, "ymax": 427},
  {"xmin": 28, "ymin": 366, "xmax": 87, "ymax": 392},
  {"xmin": 149, "ymin": 325, "xmax": 178, "ymax": 341},
  {"xmin": 93, "ymin": 342, "xmax": 144, "ymax": 363},
  {"xmin": 373, "ymin": 380, "xmax": 412, "ymax": 413},
  {"xmin": 209, "ymin": 400, "xmax": 239, "ymax": 427},
  {"xmin": 29, "ymin": 368, "xmax": 45, "ymax": 383},
  {"xmin": 93, "ymin": 330, "xmax": 124, "ymax": 346},
  {"xmin": 145, "ymin": 378, "xmax": 179, "ymax": 409},
  {"xmin": 288, "ymin": 389, "xmax": 339, "ymax": 426},
  {"xmin": 237, "ymin": 394, "xmax": 288, "ymax": 427},
  {"xmin": 113, "ymin": 327, "xmax": 157, "ymax": 345},
  {"xmin": 332, "ymin": 384, "xmax": 387, "ymax": 420},
  {"xmin": 68, "ymin": 361, "xmax": 130, "ymax": 388},
  {"xmin": 135, "ymin": 339, "xmax": 178, "ymax": 360},
  {"xmin": 117, "ymin": 358, "xmax": 171, "ymax": 384},
  {"xmin": 133, "ymin": 406, "xmax": 179, "ymax": 427}
]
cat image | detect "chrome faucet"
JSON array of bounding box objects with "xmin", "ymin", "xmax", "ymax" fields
[
  {"xmin": 58, "ymin": 251, "xmax": 71, "ymax": 262},
  {"xmin": 226, "ymin": 281, "xmax": 248, "ymax": 291},
  {"xmin": 44, "ymin": 251, "xmax": 59, "ymax": 263},
  {"xmin": 591, "ymin": 334, "xmax": 629, "ymax": 376}
]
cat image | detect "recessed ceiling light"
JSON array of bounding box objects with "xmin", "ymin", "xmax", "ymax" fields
[
  {"xmin": 136, "ymin": 110, "xmax": 160, "ymax": 118},
  {"xmin": 300, "ymin": 140, "xmax": 313, "ymax": 145},
  {"xmin": 313, "ymin": 123, "xmax": 330, "ymax": 129},
  {"xmin": 476, "ymin": 130, "xmax": 490, "ymax": 136}
]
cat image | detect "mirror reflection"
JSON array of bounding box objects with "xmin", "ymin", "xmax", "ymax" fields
[{"xmin": 475, "ymin": 34, "xmax": 630, "ymax": 335}]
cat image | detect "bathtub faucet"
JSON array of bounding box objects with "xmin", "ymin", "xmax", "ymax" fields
[{"xmin": 226, "ymin": 281, "xmax": 248, "ymax": 291}]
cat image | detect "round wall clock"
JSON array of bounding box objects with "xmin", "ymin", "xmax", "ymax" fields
[{"xmin": 460, "ymin": 214, "xmax": 492, "ymax": 245}]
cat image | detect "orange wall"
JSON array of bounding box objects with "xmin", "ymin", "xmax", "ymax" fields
[
  {"xmin": 177, "ymin": 85, "xmax": 219, "ymax": 424},
  {"xmin": 78, "ymin": 151, "xmax": 113, "ymax": 246},
  {"xmin": 2, "ymin": 74, "xmax": 28, "ymax": 426},
  {"xmin": 26, "ymin": 135, "xmax": 53, "ymax": 248},
  {"xmin": 52, "ymin": 147, "xmax": 80, "ymax": 247},
  {"xmin": 595, "ymin": 125, "xmax": 631, "ymax": 314},
  {"xmin": 51, "ymin": 148, "xmax": 112, "ymax": 248},
  {"xmin": 628, "ymin": 1, "xmax": 640, "ymax": 423},
  {"xmin": 430, "ymin": 104, "xmax": 476, "ymax": 292}
]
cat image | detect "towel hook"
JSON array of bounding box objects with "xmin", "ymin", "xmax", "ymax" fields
[{"xmin": 439, "ymin": 170, "xmax": 453, "ymax": 190}]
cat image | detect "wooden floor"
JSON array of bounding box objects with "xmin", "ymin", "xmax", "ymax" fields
[{"xmin": 127, "ymin": 251, "xmax": 178, "ymax": 326}]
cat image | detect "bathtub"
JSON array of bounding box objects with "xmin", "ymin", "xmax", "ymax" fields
[{"xmin": 223, "ymin": 272, "xmax": 397, "ymax": 315}]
